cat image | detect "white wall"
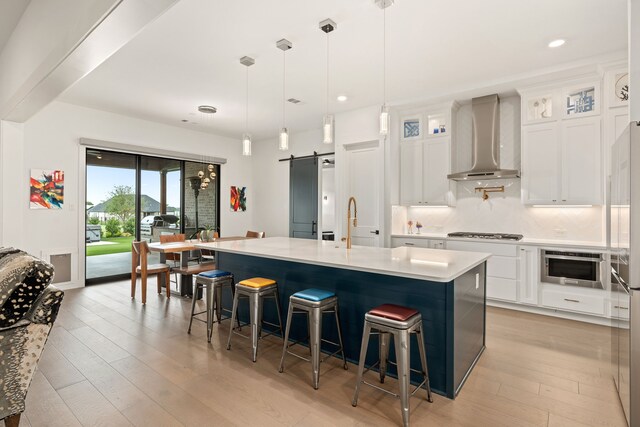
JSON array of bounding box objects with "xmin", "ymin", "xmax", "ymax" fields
[
  {"xmin": 334, "ymin": 105, "xmax": 390, "ymax": 244},
  {"xmin": 0, "ymin": 101, "xmax": 252, "ymax": 288},
  {"xmin": 321, "ymin": 167, "xmax": 335, "ymax": 232},
  {"xmin": 251, "ymin": 128, "xmax": 332, "ymax": 237}
]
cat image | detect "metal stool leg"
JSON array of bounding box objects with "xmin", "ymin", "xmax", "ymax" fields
[
  {"xmin": 206, "ymin": 282, "xmax": 214, "ymax": 343},
  {"xmin": 227, "ymin": 289, "xmax": 240, "ymax": 350},
  {"xmin": 334, "ymin": 303, "xmax": 348, "ymax": 370},
  {"xmin": 249, "ymin": 292, "xmax": 260, "ymax": 362},
  {"xmin": 352, "ymin": 321, "xmax": 372, "ymax": 407},
  {"xmin": 309, "ymin": 306, "xmax": 323, "ymax": 390},
  {"xmin": 278, "ymin": 302, "xmax": 295, "ymax": 373},
  {"xmin": 379, "ymin": 332, "xmax": 391, "ymax": 383},
  {"xmin": 395, "ymin": 329, "xmax": 411, "ymax": 427},
  {"xmin": 274, "ymin": 289, "xmax": 284, "ymax": 338},
  {"xmin": 187, "ymin": 281, "xmax": 199, "ymax": 334},
  {"xmin": 416, "ymin": 324, "xmax": 433, "ymax": 403}
]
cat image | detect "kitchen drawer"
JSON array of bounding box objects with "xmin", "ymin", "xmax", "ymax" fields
[
  {"xmin": 487, "ymin": 277, "xmax": 517, "ymax": 302},
  {"xmin": 446, "ymin": 240, "xmax": 517, "ymax": 257},
  {"xmin": 487, "ymin": 256, "xmax": 518, "ymax": 280},
  {"xmin": 391, "ymin": 237, "xmax": 430, "ymax": 248},
  {"xmin": 541, "ymin": 289, "xmax": 605, "ymax": 316},
  {"xmin": 609, "ymin": 300, "xmax": 630, "ymax": 320}
]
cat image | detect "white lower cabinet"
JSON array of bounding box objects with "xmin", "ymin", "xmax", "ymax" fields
[
  {"xmin": 446, "ymin": 241, "xmax": 518, "ymax": 303},
  {"xmin": 487, "ymin": 277, "xmax": 517, "ymax": 302},
  {"xmin": 541, "ymin": 286, "xmax": 605, "ymax": 316},
  {"xmin": 390, "ymin": 237, "xmax": 444, "ymax": 249},
  {"xmin": 389, "ymin": 237, "xmax": 607, "ymax": 323},
  {"xmin": 517, "ymin": 246, "xmax": 539, "ymax": 305},
  {"xmin": 609, "ymin": 298, "xmax": 630, "ymax": 320}
]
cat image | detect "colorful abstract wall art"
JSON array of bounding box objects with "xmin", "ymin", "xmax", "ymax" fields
[
  {"xmin": 230, "ymin": 186, "xmax": 247, "ymax": 212},
  {"xmin": 30, "ymin": 169, "xmax": 64, "ymax": 209}
]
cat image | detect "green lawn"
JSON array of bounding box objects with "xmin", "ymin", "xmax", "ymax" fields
[{"xmin": 86, "ymin": 236, "xmax": 135, "ymax": 256}]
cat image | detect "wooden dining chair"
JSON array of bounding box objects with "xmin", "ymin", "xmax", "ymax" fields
[
  {"xmin": 131, "ymin": 240, "xmax": 171, "ymax": 304},
  {"xmin": 160, "ymin": 233, "xmax": 187, "ymax": 288},
  {"xmin": 246, "ymin": 231, "xmax": 266, "ymax": 238},
  {"xmin": 198, "ymin": 231, "xmax": 220, "ymax": 262}
]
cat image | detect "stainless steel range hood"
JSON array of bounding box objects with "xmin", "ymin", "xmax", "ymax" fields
[{"xmin": 447, "ymin": 94, "xmax": 519, "ymax": 181}]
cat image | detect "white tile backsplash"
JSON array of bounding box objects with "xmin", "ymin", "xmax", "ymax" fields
[{"xmin": 393, "ymin": 178, "xmax": 603, "ymax": 242}]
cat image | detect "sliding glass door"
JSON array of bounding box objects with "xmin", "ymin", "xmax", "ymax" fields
[
  {"xmin": 85, "ymin": 151, "xmax": 220, "ymax": 283},
  {"xmin": 85, "ymin": 150, "xmax": 137, "ymax": 281}
]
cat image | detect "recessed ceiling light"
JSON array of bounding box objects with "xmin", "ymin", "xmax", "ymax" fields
[
  {"xmin": 548, "ymin": 39, "xmax": 566, "ymax": 48},
  {"xmin": 337, "ymin": 95, "xmax": 348, "ymax": 102},
  {"xmin": 197, "ymin": 105, "xmax": 217, "ymax": 114}
]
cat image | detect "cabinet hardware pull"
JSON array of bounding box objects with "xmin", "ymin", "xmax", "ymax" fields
[
  {"xmin": 564, "ymin": 298, "xmax": 580, "ymax": 303},
  {"xmin": 614, "ymin": 306, "xmax": 629, "ymax": 310},
  {"xmin": 405, "ymin": 243, "xmax": 415, "ymax": 246}
]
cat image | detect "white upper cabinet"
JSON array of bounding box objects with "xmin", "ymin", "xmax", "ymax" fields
[
  {"xmin": 522, "ymin": 122, "xmax": 561, "ymax": 204},
  {"xmin": 423, "ymin": 138, "xmax": 452, "ymax": 205},
  {"xmin": 400, "ymin": 140, "xmax": 423, "ymax": 205},
  {"xmin": 398, "ymin": 103, "xmax": 457, "ymax": 206},
  {"xmin": 519, "ymin": 79, "xmax": 603, "ymax": 205},
  {"xmin": 561, "ymin": 117, "xmax": 602, "ymax": 204}
]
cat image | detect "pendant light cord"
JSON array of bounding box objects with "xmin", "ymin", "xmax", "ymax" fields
[
  {"xmin": 383, "ymin": 6, "xmax": 386, "ymax": 106},
  {"xmin": 326, "ymin": 33, "xmax": 330, "ymax": 115},
  {"xmin": 283, "ymin": 51, "xmax": 286, "ymax": 128},
  {"xmin": 245, "ymin": 65, "xmax": 249, "ymax": 133}
]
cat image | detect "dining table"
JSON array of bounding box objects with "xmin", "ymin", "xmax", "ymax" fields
[{"xmin": 148, "ymin": 236, "xmax": 255, "ymax": 297}]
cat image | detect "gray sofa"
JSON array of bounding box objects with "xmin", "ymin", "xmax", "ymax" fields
[{"xmin": 0, "ymin": 248, "xmax": 64, "ymax": 427}]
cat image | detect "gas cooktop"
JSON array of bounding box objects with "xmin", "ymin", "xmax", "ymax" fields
[{"xmin": 447, "ymin": 232, "xmax": 524, "ymax": 241}]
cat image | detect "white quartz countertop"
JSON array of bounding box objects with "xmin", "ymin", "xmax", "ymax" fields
[
  {"xmin": 391, "ymin": 233, "xmax": 606, "ymax": 249},
  {"xmin": 195, "ymin": 237, "xmax": 490, "ymax": 283}
]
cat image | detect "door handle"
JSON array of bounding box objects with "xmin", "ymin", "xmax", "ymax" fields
[
  {"xmin": 370, "ymin": 230, "xmax": 380, "ymax": 235},
  {"xmin": 311, "ymin": 221, "xmax": 317, "ymax": 235}
]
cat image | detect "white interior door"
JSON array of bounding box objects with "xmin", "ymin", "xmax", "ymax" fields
[{"xmin": 344, "ymin": 141, "xmax": 382, "ymax": 247}]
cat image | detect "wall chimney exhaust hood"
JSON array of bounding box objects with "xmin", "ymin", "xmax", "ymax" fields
[{"xmin": 447, "ymin": 94, "xmax": 519, "ymax": 181}]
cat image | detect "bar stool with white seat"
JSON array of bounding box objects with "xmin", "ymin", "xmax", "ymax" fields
[
  {"xmin": 352, "ymin": 303, "xmax": 433, "ymax": 427},
  {"xmin": 188, "ymin": 269, "xmax": 235, "ymax": 342},
  {"xmin": 227, "ymin": 277, "xmax": 283, "ymax": 362},
  {"xmin": 278, "ymin": 288, "xmax": 347, "ymax": 389}
]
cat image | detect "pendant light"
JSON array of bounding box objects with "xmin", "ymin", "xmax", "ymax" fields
[
  {"xmin": 377, "ymin": 0, "xmax": 394, "ymax": 136},
  {"xmin": 276, "ymin": 39, "xmax": 292, "ymax": 151},
  {"xmin": 240, "ymin": 56, "xmax": 255, "ymax": 156},
  {"xmin": 320, "ymin": 19, "xmax": 336, "ymax": 145},
  {"xmin": 197, "ymin": 105, "xmax": 217, "ymax": 179}
]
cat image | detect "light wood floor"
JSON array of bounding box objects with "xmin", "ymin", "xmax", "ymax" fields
[{"xmin": 18, "ymin": 280, "xmax": 627, "ymax": 427}]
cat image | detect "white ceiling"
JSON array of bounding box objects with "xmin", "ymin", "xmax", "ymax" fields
[
  {"xmin": 0, "ymin": 0, "xmax": 30, "ymax": 53},
  {"xmin": 58, "ymin": 0, "xmax": 628, "ymax": 141}
]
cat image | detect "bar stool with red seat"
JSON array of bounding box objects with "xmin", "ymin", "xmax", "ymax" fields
[
  {"xmin": 227, "ymin": 277, "xmax": 283, "ymax": 362},
  {"xmin": 352, "ymin": 303, "xmax": 432, "ymax": 427}
]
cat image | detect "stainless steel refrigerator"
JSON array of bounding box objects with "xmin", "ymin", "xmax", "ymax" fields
[{"xmin": 609, "ymin": 121, "xmax": 640, "ymax": 426}]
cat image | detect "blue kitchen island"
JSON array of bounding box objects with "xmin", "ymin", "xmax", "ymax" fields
[{"xmin": 195, "ymin": 237, "xmax": 490, "ymax": 399}]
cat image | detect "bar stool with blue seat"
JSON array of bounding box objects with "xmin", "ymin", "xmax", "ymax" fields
[
  {"xmin": 352, "ymin": 303, "xmax": 432, "ymax": 427},
  {"xmin": 188, "ymin": 269, "xmax": 235, "ymax": 343},
  {"xmin": 278, "ymin": 288, "xmax": 347, "ymax": 390},
  {"xmin": 227, "ymin": 277, "xmax": 284, "ymax": 362}
]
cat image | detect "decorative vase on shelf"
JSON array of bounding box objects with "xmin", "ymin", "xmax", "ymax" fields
[
  {"xmin": 416, "ymin": 221, "xmax": 423, "ymax": 234},
  {"xmin": 407, "ymin": 220, "xmax": 414, "ymax": 235}
]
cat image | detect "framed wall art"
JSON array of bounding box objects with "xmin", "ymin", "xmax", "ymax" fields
[
  {"xmin": 30, "ymin": 169, "xmax": 64, "ymax": 209},
  {"xmin": 230, "ymin": 186, "xmax": 247, "ymax": 212}
]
